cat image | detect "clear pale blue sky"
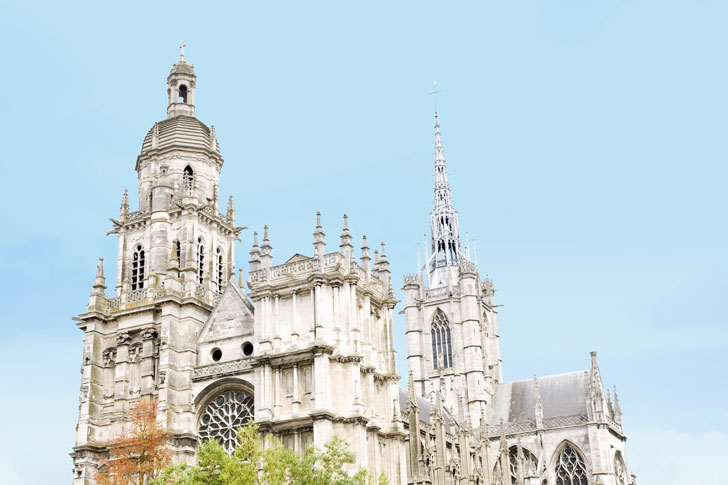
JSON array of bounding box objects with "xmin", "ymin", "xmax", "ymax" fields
[{"xmin": 1, "ymin": 1, "xmax": 726, "ymax": 484}]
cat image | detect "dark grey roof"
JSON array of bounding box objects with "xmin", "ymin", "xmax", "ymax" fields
[
  {"xmin": 140, "ymin": 116, "xmax": 213, "ymax": 154},
  {"xmin": 491, "ymin": 370, "xmax": 589, "ymax": 425},
  {"xmin": 398, "ymin": 387, "xmax": 456, "ymax": 432}
]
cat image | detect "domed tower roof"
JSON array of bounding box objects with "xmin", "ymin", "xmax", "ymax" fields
[
  {"xmin": 140, "ymin": 116, "xmax": 218, "ymax": 154},
  {"xmin": 135, "ymin": 44, "xmax": 222, "ymax": 171}
]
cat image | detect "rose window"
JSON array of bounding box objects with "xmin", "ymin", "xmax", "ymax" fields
[
  {"xmin": 198, "ymin": 390, "xmax": 254, "ymax": 453},
  {"xmin": 554, "ymin": 445, "xmax": 588, "ymax": 485}
]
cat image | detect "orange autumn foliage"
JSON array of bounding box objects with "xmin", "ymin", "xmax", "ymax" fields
[{"xmin": 96, "ymin": 398, "xmax": 171, "ymax": 485}]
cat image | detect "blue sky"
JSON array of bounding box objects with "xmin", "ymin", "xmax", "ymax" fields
[{"xmin": 1, "ymin": 1, "xmax": 726, "ymax": 483}]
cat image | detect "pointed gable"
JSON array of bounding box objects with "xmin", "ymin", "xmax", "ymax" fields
[{"xmin": 198, "ymin": 280, "xmax": 254, "ymax": 344}]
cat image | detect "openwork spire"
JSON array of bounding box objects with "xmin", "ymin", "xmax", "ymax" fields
[{"xmin": 427, "ymin": 105, "xmax": 466, "ymax": 287}]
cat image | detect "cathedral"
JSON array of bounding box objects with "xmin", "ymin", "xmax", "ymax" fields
[{"xmin": 71, "ymin": 49, "xmax": 635, "ymax": 485}]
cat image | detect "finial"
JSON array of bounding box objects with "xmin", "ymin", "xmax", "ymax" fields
[
  {"xmin": 343, "ymin": 213, "xmax": 348, "ymax": 230},
  {"xmin": 226, "ymin": 195, "xmax": 235, "ymax": 221},
  {"xmin": 92, "ymin": 257, "xmax": 106, "ymax": 293},
  {"xmin": 151, "ymin": 122, "xmax": 159, "ymax": 149},
  {"xmin": 253, "ymin": 231, "xmax": 259, "ymax": 247},
  {"xmin": 238, "ymin": 267, "xmax": 244, "ymax": 288},
  {"xmin": 380, "ymin": 241, "xmax": 386, "ymax": 258},
  {"xmin": 179, "ymin": 42, "xmax": 186, "ymax": 61},
  {"xmin": 210, "ymin": 125, "xmax": 218, "ymax": 152},
  {"xmin": 263, "ymin": 225, "xmax": 269, "ymax": 242},
  {"xmin": 120, "ymin": 189, "xmax": 129, "ymax": 218},
  {"xmin": 316, "ymin": 211, "xmax": 322, "ymax": 228},
  {"xmin": 374, "ymin": 249, "xmax": 379, "ymax": 263}
]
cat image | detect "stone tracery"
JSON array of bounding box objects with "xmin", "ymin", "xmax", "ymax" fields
[
  {"xmin": 554, "ymin": 444, "xmax": 588, "ymax": 485},
  {"xmin": 198, "ymin": 389, "xmax": 254, "ymax": 454}
]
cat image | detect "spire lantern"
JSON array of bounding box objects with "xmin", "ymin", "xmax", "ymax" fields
[{"xmin": 167, "ymin": 43, "xmax": 197, "ymax": 119}]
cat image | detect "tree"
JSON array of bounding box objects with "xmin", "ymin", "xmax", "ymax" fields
[
  {"xmin": 96, "ymin": 398, "xmax": 171, "ymax": 485},
  {"xmin": 151, "ymin": 422, "xmax": 387, "ymax": 485}
]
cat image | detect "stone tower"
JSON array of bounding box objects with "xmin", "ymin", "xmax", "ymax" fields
[
  {"xmin": 403, "ymin": 111, "xmax": 502, "ymax": 429},
  {"xmin": 71, "ymin": 47, "xmax": 243, "ymax": 483}
]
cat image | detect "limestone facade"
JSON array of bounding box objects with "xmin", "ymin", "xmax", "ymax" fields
[{"xmin": 71, "ymin": 51, "xmax": 634, "ymax": 485}]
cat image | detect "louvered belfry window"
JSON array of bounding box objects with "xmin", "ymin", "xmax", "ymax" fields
[
  {"xmin": 431, "ymin": 309, "xmax": 453, "ymax": 369},
  {"xmin": 131, "ymin": 245, "xmax": 145, "ymax": 290}
]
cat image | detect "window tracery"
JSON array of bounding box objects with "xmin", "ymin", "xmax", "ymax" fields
[
  {"xmin": 431, "ymin": 309, "xmax": 453, "ymax": 369},
  {"xmin": 198, "ymin": 389, "xmax": 254, "ymax": 454},
  {"xmin": 131, "ymin": 245, "xmax": 145, "ymax": 290},
  {"xmin": 614, "ymin": 453, "xmax": 626, "ymax": 485},
  {"xmin": 554, "ymin": 444, "xmax": 588, "ymax": 485},
  {"xmin": 508, "ymin": 447, "xmax": 539, "ymax": 483}
]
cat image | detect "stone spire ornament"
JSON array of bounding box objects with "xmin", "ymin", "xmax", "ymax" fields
[
  {"xmin": 226, "ymin": 195, "xmax": 235, "ymax": 224},
  {"xmin": 260, "ymin": 225, "xmax": 272, "ymax": 269},
  {"xmin": 313, "ymin": 211, "xmax": 326, "ymax": 259},
  {"xmin": 534, "ymin": 374, "xmax": 544, "ymax": 429},
  {"xmin": 426, "ymin": 95, "xmax": 466, "ymax": 289},
  {"xmin": 249, "ymin": 231, "xmax": 261, "ymax": 272},
  {"xmin": 120, "ymin": 189, "xmax": 129, "ymax": 220},
  {"xmin": 360, "ymin": 235, "xmax": 370, "ymax": 278}
]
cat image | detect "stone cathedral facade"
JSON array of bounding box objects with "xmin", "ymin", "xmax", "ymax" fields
[{"xmin": 71, "ymin": 51, "xmax": 635, "ymax": 485}]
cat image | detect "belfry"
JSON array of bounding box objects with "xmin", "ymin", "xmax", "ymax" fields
[{"xmin": 71, "ymin": 50, "xmax": 635, "ymax": 485}]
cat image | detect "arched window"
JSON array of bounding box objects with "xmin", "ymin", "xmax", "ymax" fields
[
  {"xmin": 174, "ymin": 240, "xmax": 181, "ymax": 266},
  {"xmin": 554, "ymin": 444, "xmax": 588, "ymax": 485},
  {"xmin": 216, "ymin": 247, "xmax": 224, "ymax": 291},
  {"xmin": 431, "ymin": 309, "xmax": 453, "ymax": 369},
  {"xmin": 614, "ymin": 452, "xmax": 627, "ymax": 485},
  {"xmin": 198, "ymin": 389, "xmax": 254, "ymax": 454},
  {"xmin": 179, "ymin": 84, "xmax": 188, "ymax": 103},
  {"xmin": 507, "ymin": 446, "xmax": 539, "ymax": 484},
  {"xmin": 183, "ymin": 165, "xmax": 194, "ymax": 192},
  {"xmin": 198, "ymin": 238, "xmax": 205, "ymax": 284},
  {"xmin": 131, "ymin": 245, "xmax": 145, "ymax": 290}
]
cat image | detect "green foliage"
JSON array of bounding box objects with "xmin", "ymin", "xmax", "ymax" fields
[{"xmin": 150, "ymin": 422, "xmax": 388, "ymax": 485}]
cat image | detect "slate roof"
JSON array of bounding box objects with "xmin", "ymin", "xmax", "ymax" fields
[
  {"xmin": 140, "ymin": 116, "xmax": 213, "ymax": 154},
  {"xmin": 491, "ymin": 370, "xmax": 590, "ymax": 425},
  {"xmin": 398, "ymin": 387, "xmax": 456, "ymax": 432}
]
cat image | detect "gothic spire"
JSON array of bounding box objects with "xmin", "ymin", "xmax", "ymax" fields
[{"xmin": 427, "ymin": 103, "xmax": 466, "ymax": 287}]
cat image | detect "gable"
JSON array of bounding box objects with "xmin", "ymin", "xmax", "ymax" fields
[
  {"xmin": 284, "ymin": 253, "xmax": 309, "ymax": 263},
  {"xmin": 198, "ymin": 281, "xmax": 255, "ymax": 344}
]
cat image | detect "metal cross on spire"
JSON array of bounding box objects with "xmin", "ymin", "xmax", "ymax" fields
[
  {"xmin": 179, "ymin": 42, "xmax": 187, "ymax": 61},
  {"xmin": 428, "ymin": 80, "xmax": 441, "ymax": 114}
]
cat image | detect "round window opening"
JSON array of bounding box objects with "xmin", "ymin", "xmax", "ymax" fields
[
  {"xmin": 211, "ymin": 348, "xmax": 222, "ymax": 362},
  {"xmin": 242, "ymin": 342, "xmax": 254, "ymax": 357}
]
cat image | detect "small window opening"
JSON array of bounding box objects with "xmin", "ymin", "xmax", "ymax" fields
[
  {"xmin": 242, "ymin": 342, "xmax": 254, "ymax": 356},
  {"xmin": 183, "ymin": 165, "xmax": 194, "ymax": 192},
  {"xmin": 131, "ymin": 245, "xmax": 145, "ymax": 290},
  {"xmin": 211, "ymin": 348, "xmax": 222, "ymax": 362},
  {"xmin": 216, "ymin": 247, "xmax": 224, "ymax": 291},
  {"xmin": 178, "ymin": 84, "xmax": 188, "ymax": 103},
  {"xmin": 198, "ymin": 237, "xmax": 205, "ymax": 284}
]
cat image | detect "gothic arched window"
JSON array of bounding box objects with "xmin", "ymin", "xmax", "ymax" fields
[
  {"xmin": 198, "ymin": 238, "xmax": 205, "ymax": 284},
  {"xmin": 216, "ymin": 247, "xmax": 224, "ymax": 292},
  {"xmin": 131, "ymin": 245, "xmax": 145, "ymax": 290},
  {"xmin": 179, "ymin": 84, "xmax": 188, "ymax": 103},
  {"xmin": 554, "ymin": 444, "xmax": 588, "ymax": 485},
  {"xmin": 183, "ymin": 165, "xmax": 194, "ymax": 192},
  {"xmin": 431, "ymin": 309, "xmax": 453, "ymax": 369},
  {"xmin": 507, "ymin": 446, "xmax": 539, "ymax": 484},
  {"xmin": 198, "ymin": 389, "xmax": 254, "ymax": 454},
  {"xmin": 614, "ymin": 452, "xmax": 627, "ymax": 485}
]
